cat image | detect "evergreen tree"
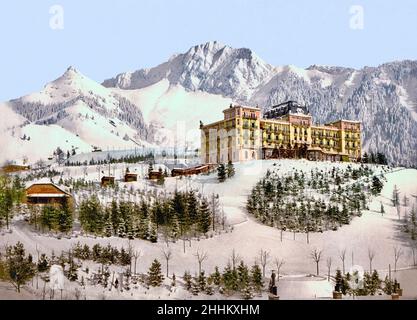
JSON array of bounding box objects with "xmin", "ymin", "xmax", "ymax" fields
[
  {"xmin": 104, "ymin": 214, "xmax": 113, "ymax": 237},
  {"xmin": 186, "ymin": 191, "xmax": 199, "ymax": 224},
  {"xmin": 227, "ymin": 161, "xmax": 235, "ymax": 178},
  {"xmin": 237, "ymin": 261, "xmax": 250, "ymax": 290},
  {"xmin": 149, "ymin": 221, "xmax": 158, "ymax": 243},
  {"xmin": 362, "ymin": 152, "xmax": 369, "ymax": 164},
  {"xmin": 250, "ymin": 264, "xmax": 263, "ymax": 292},
  {"xmin": 183, "ymin": 271, "xmax": 192, "ymax": 291},
  {"xmin": 222, "ymin": 263, "xmax": 238, "ymax": 292},
  {"xmin": 211, "ymin": 266, "xmax": 222, "ymax": 286},
  {"xmin": 5, "ymin": 242, "xmax": 35, "ymax": 293},
  {"xmin": 197, "ymin": 271, "xmax": 207, "ymax": 291},
  {"xmin": 198, "ymin": 199, "xmax": 211, "ymax": 234},
  {"xmin": 147, "ymin": 259, "xmax": 164, "ymax": 287},
  {"xmin": 191, "ymin": 276, "xmax": 200, "ymax": 295},
  {"xmin": 147, "ymin": 162, "xmax": 154, "ymax": 179},
  {"xmin": 57, "ymin": 198, "xmax": 73, "ymax": 233},
  {"xmin": 217, "ymin": 164, "xmax": 227, "ymax": 182},
  {"xmin": 37, "ymin": 254, "xmax": 50, "ymax": 272},
  {"xmin": 117, "ymin": 218, "xmax": 126, "ymax": 238},
  {"xmin": 40, "ymin": 205, "xmax": 58, "ymax": 231},
  {"xmin": 171, "ymin": 213, "xmax": 180, "ymax": 240},
  {"xmin": 334, "ymin": 269, "xmax": 343, "ymax": 293},
  {"xmin": 371, "ymin": 176, "xmax": 383, "ymax": 195},
  {"xmin": 79, "ymin": 195, "xmax": 103, "ymax": 234}
]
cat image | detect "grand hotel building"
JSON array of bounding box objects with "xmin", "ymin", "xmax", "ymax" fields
[{"xmin": 200, "ymin": 101, "xmax": 361, "ymax": 164}]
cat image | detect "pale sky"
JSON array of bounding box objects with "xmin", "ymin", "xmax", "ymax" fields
[{"xmin": 1, "ymin": 0, "xmax": 416, "ymax": 101}]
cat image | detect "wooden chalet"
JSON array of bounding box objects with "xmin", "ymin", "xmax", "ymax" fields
[
  {"xmin": 26, "ymin": 181, "xmax": 72, "ymax": 206},
  {"xmin": 124, "ymin": 173, "xmax": 138, "ymax": 182},
  {"xmin": 171, "ymin": 164, "xmax": 216, "ymax": 177},
  {"xmin": 149, "ymin": 170, "xmax": 163, "ymax": 180},
  {"xmin": 101, "ymin": 176, "xmax": 115, "ymax": 187},
  {"xmin": 0, "ymin": 164, "xmax": 30, "ymax": 174}
]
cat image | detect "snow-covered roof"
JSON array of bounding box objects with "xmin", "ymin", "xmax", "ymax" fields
[
  {"xmin": 26, "ymin": 193, "xmax": 68, "ymax": 198},
  {"xmin": 26, "ymin": 179, "xmax": 71, "ymax": 195}
]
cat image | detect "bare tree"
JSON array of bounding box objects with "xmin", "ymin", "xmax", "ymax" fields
[
  {"xmin": 368, "ymin": 248, "xmax": 376, "ymax": 273},
  {"xmin": 193, "ymin": 250, "xmax": 208, "ymax": 275},
  {"xmin": 393, "ymin": 246, "xmax": 403, "ymax": 272},
  {"xmin": 326, "ymin": 257, "xmax": 332, "ymax": 281},
  {"xmin": 161, "ymin": 247, "xmax": 173, "ymax": 277},
  {"xmin": 132, "ymin": 250, "xmax": 141, "ymax": 275},
  {"xmin": 230, "ymin": 249, "xmax": 241, "ymax": 271},
  {"xmin": 339, "ymin": 248, "xmax": 346, "ymax": 274},
  {"xmin": 259, "ymin": 249, "xmax": 270, "ymax": 277},
  {"xmin": 310, "ymin": 248, "xmax": 323, "ymax": 276},
  {"xmin": 274, "ymin": 257, "xmax": 285, "ymax": 281}
]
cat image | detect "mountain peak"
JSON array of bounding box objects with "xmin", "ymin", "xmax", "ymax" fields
[{"xmin": 66, "ymin": 65, "xmax": 79, "ymax": 73}]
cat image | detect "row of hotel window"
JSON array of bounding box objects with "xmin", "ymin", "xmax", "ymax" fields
[{"xmin": 214, "ymin": 139, "xmax": 357, "ymax": 149}]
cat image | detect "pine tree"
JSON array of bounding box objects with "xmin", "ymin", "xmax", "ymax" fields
[
  {"xmin": 197, "ymin": 271, "xmax": 207, "ymax": 291},
  {"xmin": 227, "ymin": 161, "xmax": 235, "ymax": 178},
  {"xmin": 57, "ymin": 198, "xmax": 73, "ymax": 233},
  {"xmin": 212, "ymin": 266, "xmax": 222, "ymax": 286},
  {"xmin": 183, "ymin": 271, "xmax": 192, "ymax": 291},
  {"xmin": 186, "ymin": 191, "xmax": 199, "ymax": 224},
  {"xmin": 371, "ymin": 176, "xmax": 383, "ymax": 195},
  {"xmin": 250, "ymin": 264, "xmax": 263, "ymax": 292},
  {"xmin": 217, "ymin": 164, "xmax": 227, "ymax": 182},
  {"xmin": 147, "ymin": 162, "xmax": 154, "ymax": 179},
  {"xmin": 37, "ymin": 253, "xmax": 50, "ymax": 272},
  {"xmin": 79, "ymin": 195, "xmax": 103, "ymax": 234},
  {"xmin": 5, "ymin": 242, "xmax": 35, "ymax": 293},
  {"xmin": 222, "ymin": 263, "xmax": 238, "ymax": 292},
  {"xmin": 104, "ymin": 214, "xmax": 113, "ymax": 237},
  {"xmin": 198, "ymin": 199, "xmax": 211, "ymax": 234},
  {"xmin": 191, "ymin": 276, "xmax": 200, "ymax": 295},
  {"xmin": 237, "ymin": 261, "xmax": 250, "ymax": 293},
  {"xmin": 171, "ymin": 213, "xmax": 180, "ymax": 240},
  {"xmin": 147, "ymin": 259, "xmax": 164, "ymax": 287},
  {"xmin": 334, "ymin": 269, "xmax": 343, "ymax": 293},
  {"xmin": 118, "ymin": 218, "xmax": 126, "ymax": 238},
  {"xmin": 149, "ymin": 221, "xmax": 158, "ymax": 243}
]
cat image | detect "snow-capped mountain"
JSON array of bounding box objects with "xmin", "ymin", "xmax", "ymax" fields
[
  {"xmin": 0, "ymin": 67, "xmax": 152, "ymax": 164},
  {"xmin": 102, "ymin": 41, "xmax": 275, "ymax": 102},
  {"xmin": 1, "ymin": 41, "xmax": 417, "ymax": 166},
  {"xmin": 104, "ymin": 42, "xmax": 417, "ymax": 166}
]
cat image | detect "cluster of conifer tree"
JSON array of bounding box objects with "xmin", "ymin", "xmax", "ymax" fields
[
  {"xmin": 72, "ymin": 242, "xmax": 132, "ymax": 266},
  {"xmin": 182, "ymin": 261, "xmax": 263, "ymax": 299},
  {"xmin": 64, "ymin": 152, "xmax": 155, "ymax": 167},
  {"xmin": 247, "ymin": 165, "xmax": 383, "ymax": 232},
  {"xmin": 334, "ymin": 269, "xmax": 401, "ymax": 296},
  {"xmin": 361, "ymin": 151, "xmax": 388, "ymax": 165},
  {"xmin": 0, "ymin": 175, "xmax": 25, "ymax": 229},
  {"xmin": 78, "ymin": 190, "xmax": 214, "ymax": 242}
]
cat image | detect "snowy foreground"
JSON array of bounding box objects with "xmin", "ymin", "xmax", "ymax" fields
[{"xmin": 1, "ymin": 159, "xmax": 417, "ymax": 300}]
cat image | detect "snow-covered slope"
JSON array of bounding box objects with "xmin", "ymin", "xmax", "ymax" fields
[{"xmin": 0, "ymin": 67, "xmax": 151, "ymax": 164}]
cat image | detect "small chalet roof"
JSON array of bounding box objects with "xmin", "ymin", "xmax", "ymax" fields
[{"xmin": 26, "ymin": 179, "xmax": 71, "ymax": 196}]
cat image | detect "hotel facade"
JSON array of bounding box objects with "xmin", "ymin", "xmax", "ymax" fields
[{"xmin": 200, "ymin": 101, "xmax": 361, "ymax": 164}]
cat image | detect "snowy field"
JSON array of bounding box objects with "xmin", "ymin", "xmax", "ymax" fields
[{"xmin": 1, "ymin": 159, "xmax": 417, "ymax": 299}]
